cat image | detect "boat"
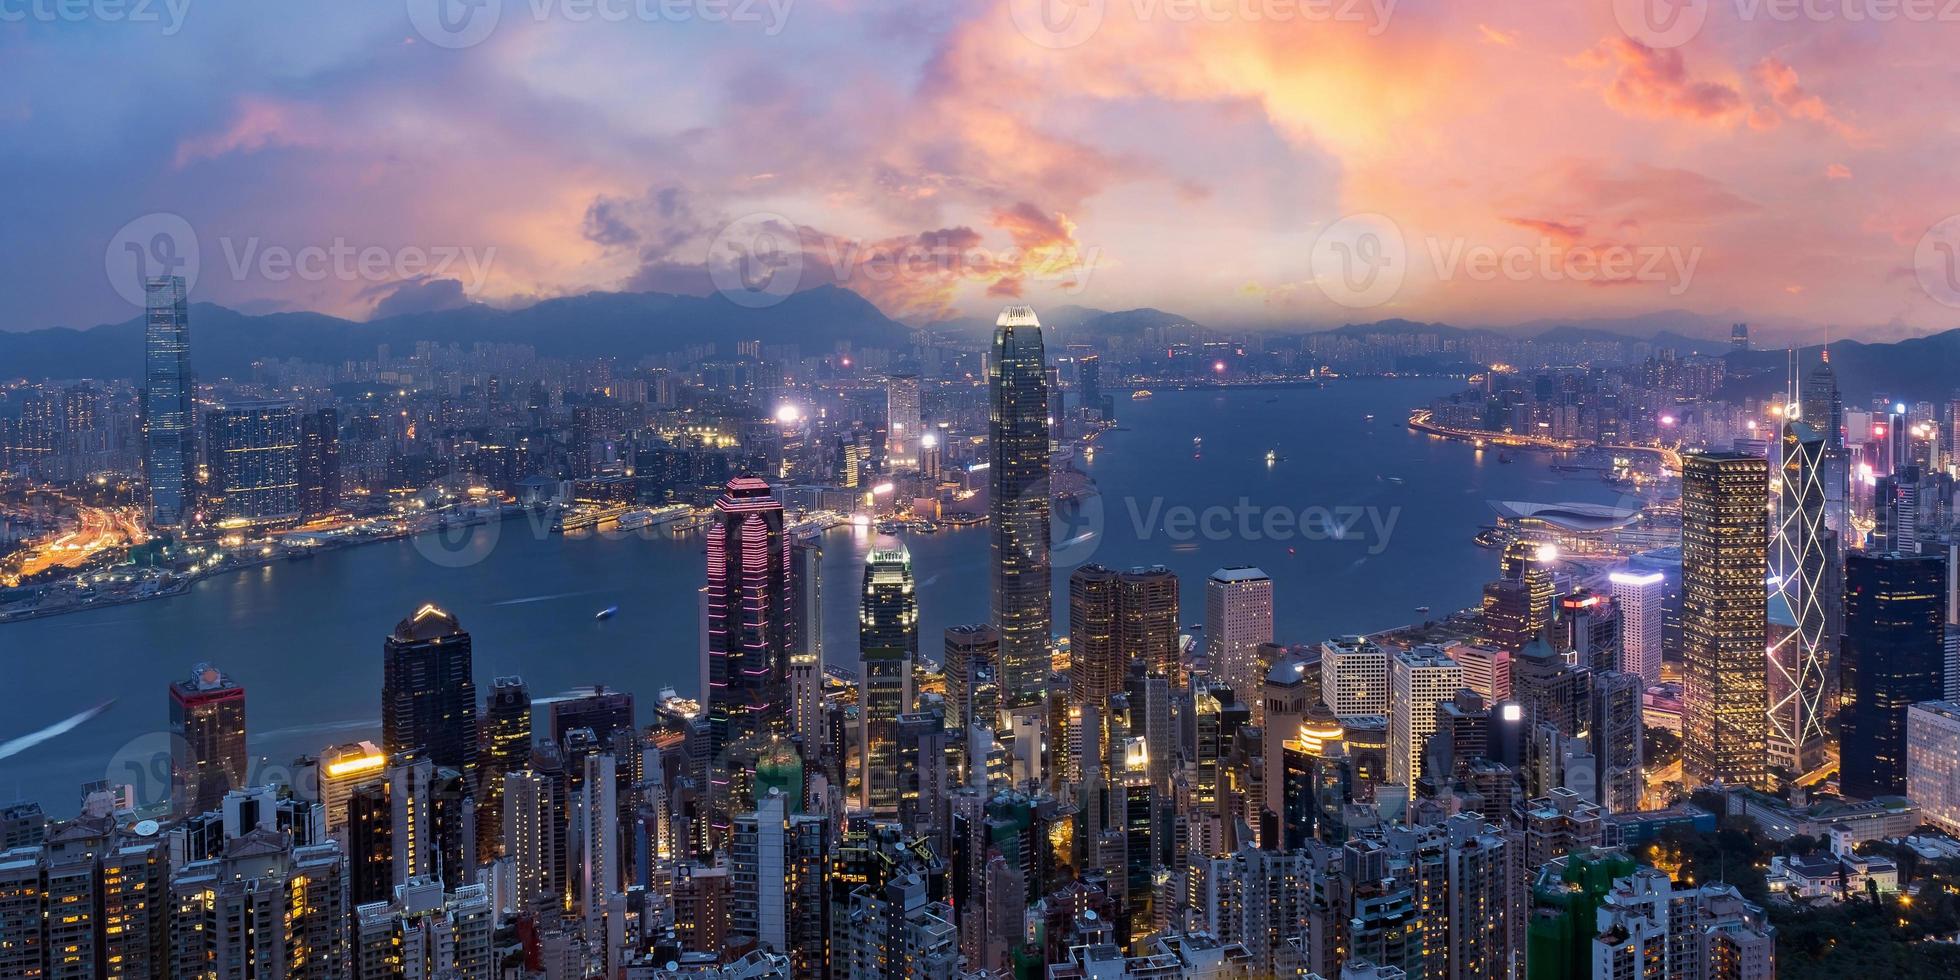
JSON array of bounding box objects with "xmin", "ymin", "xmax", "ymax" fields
[
  {"xmin": 1131, "ymin": 390, "xmax": 1154, "ymax": 400},
  {"xmin": 1364, "ymin": 414, "xmax": 1375, "ymax": 422},
  {"xmin": 1384, "ymin": 476, "xmax": 1405, "ymax": 485},
  {"xmin": 617, "ymin": 504, "xmax": 692, "ymax": 530},
  {"xmin": 595, "ymin": 606, "xmax": 619, "ymax": 621},
  {"xmin": 1265, "ymin": 449, "xmax": 1280, "ymax": 465}
]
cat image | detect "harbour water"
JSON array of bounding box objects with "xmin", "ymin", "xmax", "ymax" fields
[{"xmin": 0, "ymin": 379, "xmax": 1632, "ymax": 811}]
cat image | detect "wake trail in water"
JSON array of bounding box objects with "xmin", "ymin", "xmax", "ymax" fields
[
  {"xmin": 491, "ymin": 589, "xmax": 610, "ymax": 607},
  {"xmin": 0, "ymin": 701, "xmax": 114, "ymax": 762}
]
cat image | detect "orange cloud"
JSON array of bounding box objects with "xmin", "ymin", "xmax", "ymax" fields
[
  {"xmin": 173, "ymin": 97, "xmax": 322, "ymax": 168},
  {"xmin": 1570, "ymin": 37, "xmax": 1744, "ymax": 124}
]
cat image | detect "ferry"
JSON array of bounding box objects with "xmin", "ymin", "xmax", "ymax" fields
[
  {"xmin": 1131, "ymin": 389, "xmax": 1154, "ymax": 400},
  {"xmin": 595, "ymin": 606, "xmax": 619, "ymax": 621},
  {"xmin": 1265, "ymin": 449, "xmax": 1280, "ymax": 465},
  {"xmin": 617, "ymin": 504, "xmax": 692, "ymax": 530}
]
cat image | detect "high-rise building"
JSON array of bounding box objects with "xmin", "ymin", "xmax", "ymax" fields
[
  {"xmin": 1389, "ymin": 646, "xmax": 1461, "ymax": 789},
  {"xmin": 1591, "ymin": 671, "xmax": 1645, "ymax": 814},
  {"xmin": 0, "ymin": 814, "xmax": 170, "ymax": 980},
  {"xmin": 990, "ymin": 306, "xmax": 1053, "ymax": 710},
  {"xmin": 1077, "ymin": 353, "xmax": 1103, "ymax": 420},
  {"xmin": 1907, "ymin": 701, "xmax": 1960, "ymax": 836},
  {"xmin": 477, "ymin": 676, "xmax": 530, "ymax": 863},
  {"xmin": 704, "ymin": 477, "xmax": 792, "ymax": 848},
  {"xmin": 944, "ymin": 624, "xmax": 1000, "ymax": 733},
  {"xmin": 1069, "ymin": 564, "xmax": 1122, "ymax": 706},
  {"xmin": 142, "ymin": 275, "xmax": 194, "ymax": 529},
  {"xmin": 167, "ymin": 830, "xmax": 347, "ymax": 980},
  {"xmin": 1322, "ymin": 635, "xmax": 1390, "ymax": 716},
  {"xmin": 1801, "ymin": 351, "xmax": 1848, "ymax": 539},
  {"xmin": 1609, "ymin": 569, "xmax": 1666, "ymax": 686},
  {"xmin": 352, "ymin": 878, "xmax": 494, "ymax": 980},
  {"xmin": 860, "ymin": 540, "xmax": 918, "ymax": 815},
  {"xmin": 790, "ymin": 539, "xmax": 824, "ymax": 752},
  {"xmin": 1118, "ymin": 566, "xmax": 1181, "ymax": 683},
  {"xmin": 1680, "ymin": 452, "xmax": 1771, "ymax": 790},
  {"xmin": 170, "ymin": 662, "xmax": 248, "ymax": 817},
  {"xmin": 203, "ymin": 400, "xmax": 302, "ymax": 525},
  {"xmin": 1486, "ymin": 541, "xmax": 1558, "ymax": 653},
  {"xmin": 1768, "ymin": 420, "xmax": 1832, "ymax": 778},
  {"xmin": 579, "ymin": 752, "xmax": 621, "ymax": 937},
  {"xmin": 1841, "ymin": 551, "xmax": 1947, "ymax": 799},
  {"xmin": 306, "ymin": 739, "xmax": 385, "ymax": 836},
  {"xmin": 296, "ymin": 407, "xmax": 341, "ymax": 517},
  {"xmin": 381, "ymin": 605, "xmax": 479, "ymax": 781},
  {"xmin": 1450, "ymin": 643, "xmax": 1512, "ymax": 705},
  {"xmin": 1206, "ymin": 567, "xmax": 1274, "ymax": 721},
  {"xmin": 886, "ymin": 373, "xmax": 921, "ymax": 470},
  {"xmin": 730, "ymin": 789, "xmax": 832, "ymax": 976}
]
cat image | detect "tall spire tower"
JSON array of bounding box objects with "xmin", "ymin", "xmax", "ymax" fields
[{"xmin": 990, "ymin": 306, "xmax": 1053, "ymax": 711}]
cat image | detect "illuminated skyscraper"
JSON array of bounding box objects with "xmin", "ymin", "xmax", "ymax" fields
[
  {"xmin": 1842, "ymin": 551, "xmax": 1947, "ymax": 799},
  {"xmin": 308, "ymin": 740, "xmax": 385, "ymax": 837},
  {"xmin": 1118, "ymin": 566, "xmax": 1181, "ymax": 683},
  {"xmin": 381, "ymin": 605, "xmax": 479, "ymax": 782},
  {"xmin": 1068, "ymin": 564, "xmax": 1122, "ymax": 706},
  {"xmin": 1768, "ymin": 420, "xmax": 1832, "ymax": 777},
  {"xmin": 141, "ymin": 276, "xmax": 194, "ymax": 528},
  {"xmin": 789, "ymin": 540, "xmax": 824, "ymax": 751},
  {"xmin": 1608, "ymin": 569, "xmax": 1666, "ymax": 686},
  {"xmin": 1389, "ymin": 646, "xmax": 1461, "ymax": 790},
  {"xmin": 297, "ymin": 407, "xmax": 341, "ymax": 518},
  {"xmin": 860, "ymin": 540, "xmax": 918, "ymax": 815},
  {"xmin": 704, "ymin": 477, "xmax": 792, "ymax": 847},
  {"xmin": 477, "ymin": 676, "xmax": 531, "ymax": 863},
  {"xmin": 943, "ymin": 624, "xmax": 1000, "ymax": 733},
  {"xmin": 203, "ymin": 400, "xmax": 302, "ymax": 525},
  {"xmin": 169, "ymin": 662, "xmax": 247, "ymax": 818},
  {"xmin": 1206, "ymin": 567, "xmax": 1273, "ymax": 721},
  {"xmin": 886, "ymin": 373, "xmax": 921, "ymax": 470},
  {"xmin": 1321, "ymin": 635, "xmax": 1390, "ymax": 716},
  {"xmin": 989, "ymin": 306, "xmax": 1052, "ymax": 710},
  {"xmin": 1680, "ymin": 452, "xmax": 1771, "ymax": 790}
]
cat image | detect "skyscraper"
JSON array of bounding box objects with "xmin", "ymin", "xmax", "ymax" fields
[
  {"xmin": 1321, "ymin": 635, "xmax": 1390, "ymax": 716},
  {"xmin": 141, "ymin": 276, "xmax": 194, "ymax": 529},
  {"xmin": 703, "ymin": 477, "xmax": 792, "ymax": 846},
  {"xmin": 1801, "ymin": 350, "xmax": 1849, "ymax": 538},
  {"xmin": 169, "ymin": 663, "xmax": 247, "ymax": 818},
  {"xmin": 1118, "ymin": 566, "xmax": 1181, "ymax": 683},
  {"xmin": 1768, "ymin": 420, "xmax": 1832, "ymax": 777},
  {"xmin": 380, "ymin": 604, "xmax": 480, "ymax": 781},
  {"xmin": 1206, "ymin": 567, "xmax": 1273, "ymax": 721},
  {"xmin": 790, "ymin": 539, "xmax": 824, "ymax": 752},
  {"xmin": 943, "ymin": 624, "xmax": 1000, "ymax": 733},
  {"xmin": 477, "ymin": 676, "xmax": 531, "ymax": 863},
  {"xmin": 297, "ymin": 407, "xmax": 341, "ymax": 518},
  {"xmin": 860, "ymin": 540, "xmax": 918, "ymax": 815},
  {"xmin": 1680, "ymin": 452, "xmax": 1771, "ymax": 790},
  {"xmin": 1068, "ymin": 564, "xmax": 1122, "ymax": 706},
  {"xmin": 203, "ymin": 400, "xmax": 302, "ymax": 525},
  {"xmin": 1389, "ymin": 646, "xmax": 1461, "ymax": 790},
  {"xmin": 1841, "ymin": 551, "xmax": 1947, "ymax": 799},
  {"xmin": 1608, "ymin": 569, "xmax": 1666, "ymax": 686},
  {"xmin": 989, "ymin": 306, "xmax": 1052, "ymax": 710},
  {"xmin": 886, "ymin": 372, "xmax": 921, "ymax": 471}
]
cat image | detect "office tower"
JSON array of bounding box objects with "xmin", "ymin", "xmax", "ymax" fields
[
  {"xmin": 1069, "ymin": 564, "xmax": 1122, "ymax": 706},
  {"xmin": 478, "ymin": 676, "xmax": 530, "ymax": 863},
  {"xmin": 346, "ymin": 781, "xmax": 395, "ymax": 908},
  {"xmin": 352, "ymin": 878, "xmax": 494, "ymax": 980},
  {"xmin": 1261, "ymin": 651, "xmax": 1321, "ymax": 819},
  {"xmin": 1842, "ymin": 551, "xmax": 1947, "ymax": 799},
  {"xmin": 0, "ymin": 814, "xmax": 170, "ymax": 980},
  {"xmin": 1206, "ymin": 567, "xmax": 1274, "ymax": 721},
  {"xmin": 1389, "ymin": 646, "xmax": 1461, "ymax": 789},
  {"xmin": 167, "ymin": 662, "xmax": 248, "ymax": 818},
  {"xmin": 990, "ymin": 305, "xmax": 1053, "ymax": 710},
  {"xmin": 203, "ymin": 400, "xmax": 301, "ymax": 525},
  {"xmin": 790, "ymin": 539, "xmax": 824, "ymax": 752},
  {"xmin": 1873, "ymin": 465, "xmax": 1921, "ymax": 553},
  {"xmin": 1908, "ymin": 701, "xmax": 1960, "ymax": 835},
  {"xmin": 1680, "ymin": 452, "xmax": 1771, "ymax": 790},
  {"xmin": 1342, "ymin": 716, "xmax": 1392, "ymax": 798},
  {"xmin": 1768, "ymin": 420, "xmax": 1832, "ymax": 779},
  {"xmin": 704, "ymin": 477, "xmax": 792, "ymax": 847},
  {"xmin": 1485, "ymin": 541, "xmax": 1557, "ymax": 653},
  {"xmin": 1556, "ymin": 590, "xmax": 1621, "ymax": 671},
  {"xmin": 1322, "ymin": 635, "xmax": 1390, "ymax": 715},
  {"xmin": 887, "ymin": 372, "xmax": 921, "ymax": 470},
  {"xmin": 548, "ymin": 686, "xmax": 634, "ymax": 746},
  {"xmin": 944, "ymin": 624, "xmax": 1001, "ymax": 732},
  {"xmin": 167, "ymin": 830, "xmax": 347, "ymax": 980},
  {"xmin": 142, "ymin": 275, "xmax": 194, "ymax": 528},
  {"xmin": 730, "ymin": 789, "xmax": 832, "ymax": 975},
  {"xmin": 381, "ymin": 604, "xmax": 479, "ymax": 781},
  {"xmin": 296, "ymin": 407, "xmax": 340, "ymax": 517},
  {"xmin": 1118, "ymin": 566, "xmax": 1181, "ymax": 682},
  {"xmin": 1609, "ymin": 569, "xmax": 1666, "ymax": 686},
  {"xmin": 1591, "ymin": 671, "xmax": 1645, "ymax": 814},
  {"xmin": 1730, "ymin": 321, "xmax": 1750, "ymax": 350},
  {"xmin": 1802, "ymin": 351, "xmax": 1849, "ymax": 540},
  {"xmin": 860, "ymin": 540, "xmax": 918, "ymax": 815},
  {"xmin": 306, "ymin": 739, "xmax": 385, "ymax": 836},
  {"xmin": 1449, "ymin": 644, "xmax": 1511, "ymax": 705}
]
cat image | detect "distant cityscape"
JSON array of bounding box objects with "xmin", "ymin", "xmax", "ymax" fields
[{"xmin": 5, "ymin": 279, "xmax": 1960, "ymax": 980}]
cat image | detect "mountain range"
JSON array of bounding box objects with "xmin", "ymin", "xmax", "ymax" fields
[{"xmin": 2, "ymin": 286, "xmax": 1955, "ymax": 404}]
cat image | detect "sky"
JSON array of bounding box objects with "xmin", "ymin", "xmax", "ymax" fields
[{"xmin": 7, "ymin": 0, "xmax": 1960, "ymax": 337}]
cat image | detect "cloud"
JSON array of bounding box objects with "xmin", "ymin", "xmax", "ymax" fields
[
  {"xmin": 1478, "ymin": 24, "xmax": 1518, "ymax": 46},
  {"xmin": 173, "ymin": 97, "xmax": 322, "ymax": 168},
  {"xmin": 1570, "ymin": 38, "xmax": 1744, "ymax": 123},
  {"xmin": 1826, "ymin": 163, "xmax": 1853, "ymax": 180},
  {"xmin": 1503, "ymin": 217, "xmax": 1588, "ymax": 244},
  {"xmin": 370, "ymin": 277, "xmax": 473, "ymax": 319}
]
